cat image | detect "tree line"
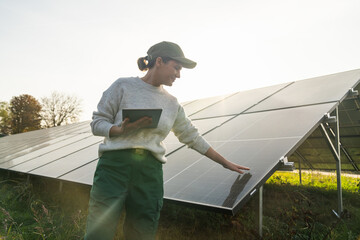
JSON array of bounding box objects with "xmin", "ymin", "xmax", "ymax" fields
[{"xmin": 0, "ymin": 92, "xmax": 82, "ymax": 136}]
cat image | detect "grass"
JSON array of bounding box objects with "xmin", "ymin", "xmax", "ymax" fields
[
  {"xmin": 261, "ymin": 171, "xmax": 360, "ymax": 240},
  {"xmin": 0, "ymin": 171, "xmax": 359, "ymax": 239}
]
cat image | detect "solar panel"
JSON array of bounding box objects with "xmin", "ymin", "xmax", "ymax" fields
[
  {"xmin": 165, "ymin": 138, "xmax": 299, "ymax": 213},
  {"xmin": 247, "ymin": 69, "xmax": 360, "ymax": 113},
  {"xmin": 164, "ymin": 103, "xmax": 336, "ymax": 213},
  {"xmin": 0, "ymin": 69, "xmax": 359, "ymax": 215},
  {"xmin": 183, "ymin": 94, "xmax": 232, "ymax": 116},
  {"xmin": 0, "ymin": 121, "xmax": 90, "ymax": 161},
  {"xmin": 164, "ymin": 116, "xmax": 232, "ymax": 153},
  {"xmin": 9, "ymin": 135, "xmax": 101, "ymax": 173},
  {"xmin": 0, "ymin": 132, "xmax": 93, "ymax": 169},
  {"xmin": 60, "ymin": 160, "xmax": 98, "ymax": 185},
  {"xmin": 29, "ymin": 143, "xmax": 99, "ymax": 178},
  {"xmin": 189, "ymin": 82, "xmax": 290, "ymax": 119}
]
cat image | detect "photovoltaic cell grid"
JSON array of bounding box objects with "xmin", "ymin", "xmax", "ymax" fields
[
  {"xmin": 164, "ymin": 103, "xmax": 336, "ymax": 213},
  {"xmin": 0, "ymin": 69, "xmax": 359, "ymax": 215},
  {"xmin": 0, "ymin": 121, "xmax": 90, "ymax": 161}
]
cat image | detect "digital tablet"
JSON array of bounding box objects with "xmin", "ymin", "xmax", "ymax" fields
[{"xmin": 122, "ymin": 109, "xmax": 163, "ymax": 128}]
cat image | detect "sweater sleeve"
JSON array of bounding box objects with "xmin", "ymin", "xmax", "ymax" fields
[
  {"xmin": 172, "ymin": 105, "xmax": 211, "ymax": 155},
  {"xmin": 90, "ymin": 82, "xmax": 122, "ymax": 139}
]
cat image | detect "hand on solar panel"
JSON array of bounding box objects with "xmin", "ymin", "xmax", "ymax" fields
[
  {"xmin": 222, "ymin": 160, "xmax": 250, "ymax": 174},
  {"xmin": 109, "ymin": 117, "xmax": 152, "ymax": 137},
  {"xmin": 205, "ymin": 147, "xmax": 250, "ymax": 174}
]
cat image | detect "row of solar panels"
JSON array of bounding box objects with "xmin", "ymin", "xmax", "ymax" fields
[{"xmin": 1, "ymin": 69, "xmax": 359, "ymax": 214}]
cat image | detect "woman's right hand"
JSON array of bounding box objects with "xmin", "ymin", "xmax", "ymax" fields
[{"xmin": 109, "ymin": 117, "xmax": 152, "ymax": 137}]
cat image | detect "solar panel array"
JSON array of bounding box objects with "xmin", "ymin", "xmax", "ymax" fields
[{"xmin": 1, "ymin": 69, "xmax": 359, "ymax": 214}]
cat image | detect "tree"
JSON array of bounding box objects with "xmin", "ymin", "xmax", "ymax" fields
[
  {"xmin": 10, "ymin": 94, "xmax": 42, "ymax": 134},
  {"xmin": 40, "ymin": 91, "xmax": 82, "ymax": 128},
  {"xmin": 0, "ymin": 101, "xmax": 11, "ymax": 136}
]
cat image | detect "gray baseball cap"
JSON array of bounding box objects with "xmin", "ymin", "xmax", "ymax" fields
[{"xmin": 147, "ymin": 41, "xmax": 197, "ymax": 69}]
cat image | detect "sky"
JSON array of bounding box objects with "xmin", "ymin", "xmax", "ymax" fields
[{"xmin": 1, "ymin": 0, "xmax": 360, "ymax": 121}]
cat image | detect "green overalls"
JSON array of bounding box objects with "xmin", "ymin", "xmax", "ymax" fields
[{"xmin": 84, "ymin": 148, "xmax": 163, "ymax": 240}]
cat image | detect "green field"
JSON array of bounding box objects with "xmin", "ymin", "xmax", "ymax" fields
[{"xmin": 1, "ymin": 171, "xmax": 359, "ymax": 240}]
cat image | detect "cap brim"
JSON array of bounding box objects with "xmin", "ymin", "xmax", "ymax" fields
[{"xmin": 171, "ymin": 57, "xmax": 197, "ymax": 69}]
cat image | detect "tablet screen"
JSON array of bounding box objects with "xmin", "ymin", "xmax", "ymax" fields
[{"xmin": 122, "ymin": 109, "xmax": 163, "ymax": 128}]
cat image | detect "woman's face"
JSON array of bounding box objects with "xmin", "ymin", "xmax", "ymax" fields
[{"xmin": 156, "ymin": 59, "xmax": 182, "ymax": 87}]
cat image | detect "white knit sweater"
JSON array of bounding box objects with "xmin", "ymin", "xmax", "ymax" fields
[{"xmin": 91, "ymin": 77, "xmax": 211, "ymax": 163}]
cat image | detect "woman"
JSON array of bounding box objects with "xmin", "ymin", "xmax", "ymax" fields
[{"xmin": 85, "ymin": 41, "xmax": 249, "ymax": 240}]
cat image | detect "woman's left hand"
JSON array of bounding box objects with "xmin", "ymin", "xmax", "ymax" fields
[
  {"xmin": 205, "ymin": 147, "xmax": 250, "ymax": 174},
  {"xmin": 222, "ymin": 160, "xmax": 250, "ymax": 174}
]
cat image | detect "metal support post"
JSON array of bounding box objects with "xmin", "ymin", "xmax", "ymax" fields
[
  {"xmin": 325, "ymin": 122, "xmax": 359, "ymax": 171},
  {"xmin": 259, "ymin": 185, "xmax": 263, "ymax": 238},
  {"xmin": 320, "ymin": 106, "xmax": 343, "ymax": 217},
  {"xmin": 298, "ymin": 156, "xmax": 302, "ymax": 184},
  {"xmin": 295, "ymin": 150, "xmax": 314, "ymax": 170},
  {"xmin": 59, "ymin": 181, "xmax": 63, "ymax": 193},
  {"xmin": 334, "ymin": 107, "xmax": 343, "ymax": 215}
]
